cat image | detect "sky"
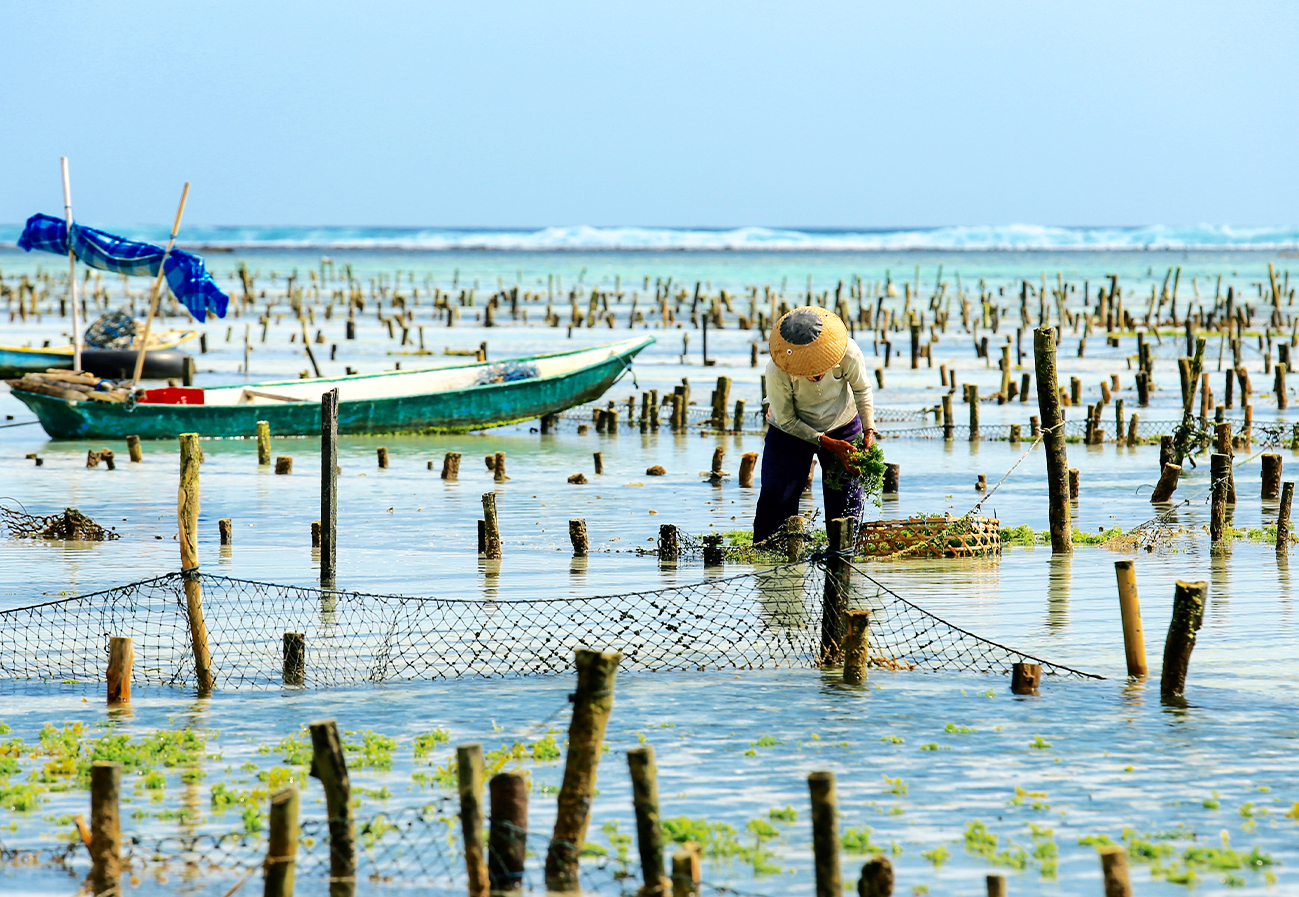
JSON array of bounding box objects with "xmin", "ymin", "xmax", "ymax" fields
[{"xmin": 2, "ymin": 1, "xmax": 1297, "ymax": 229}]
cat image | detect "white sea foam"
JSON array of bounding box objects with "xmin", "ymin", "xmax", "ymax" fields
[{"xmin": 6, "ymin": 223, "xmax": 1299, "ymax": 252}]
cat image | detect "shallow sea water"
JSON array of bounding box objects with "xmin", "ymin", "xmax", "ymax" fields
[{"xmin": 2, "ymin": 248, "xmax": 1298, "ymax": 894}]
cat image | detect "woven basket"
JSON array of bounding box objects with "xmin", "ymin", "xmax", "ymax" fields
[{"xmin": 857, "ymin": 514, "xmax": 1001, "ymax": 559}]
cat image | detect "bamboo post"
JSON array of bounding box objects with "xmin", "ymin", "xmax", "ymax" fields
[
  {"xmin": 671, "ymin": 846, "xmax": 700, "ymax": 897},
  {"xmin": 1099, "ymin": 845, "xmax": 1132, "ymax": 897},
  {"xmin": 1279, "ymin": 481, "xmax": 1294, "ymax": 552},
  {"xmin": 858, "ymin": 856, "xmax": 893, "ymax": 897},
  {"xmin": 1262, "ymin": 453, "xmax": 1282, "ymax": 501},
  {"xmin": 739, "ymin": 452, "xmax": 758, "ymax": 487},
  {"xmin": 282, "ymin": 632, "xmax": 305, "ymax": 686},
  {"xmin": 482, "ymin": 493, "xmax": 502, "ymax": 559},
  {"xmin": 808, "ymin": 772, "xmax": 840, "ymax": 897},
  {"xmin": 132, "ymin": 182, "xmax": 190, "ymax": 384},
  {"xmin": 457, "ymin": 744, "xmax": 490, "ymax": 897},
  {"xmin": 321, "ymin": 389, "xmax": 338, "ymax": 585},
  {"xmin": 179, "ymin": 433, "xmax": 214, "ymax": 693},
  {"xmin": 1211, "ymin": 453, "xmax": 1229, "ymax": 543},
  {"xmin": 60, "ymin": 158, "xmax": 84, "ymax": 372},
  {"xmin": 107, "ymin": 636, "xmax": 133, "ymax": 705},
  {"xmin": 1034, "ymin": 327, "xmax": 1072, "ymax": 551},
  {"xmin": 842, "ymin": 610, "xmax": 869, "ymax": 684},
  {"xmin": 1011, "ymin": 662, "xmax": 1041, "ymax": 695},
  {"xmin": 89, "ymin": 761, "xmax": 122, "ymax": 896},
  {"xmin": 569, "ymin": 519, "xmax": 589, "ymax": 557},
  {"xmin": 1160, "ymin": 581, "xmax": 1207, "ymax": 703},
  {"xmin": 1113, "ymin": 561, "xmax": 1147, "ymax": 677},
  {"xmin": 489, "ymin": 771, "xmax": 528, "ymax": 895},
  {"xmin": 264, "ymin": 787, "xmax": 299, "ymax": 897},
  {"xmin": 821, "ymin": 518, "xmax": 857, "ymax": 664},
  {"xmin": 126, "ymin": 434, "xmax": 142, "ymax": 462},
  {"xmin": 309, "ymin": 719, "xmax": 356, "ymax": 897},
  {"xmin": 628, "ymin": 746, "xmax": 670, "ymax": 897},
  {"xmin": 544, "ymin": 649, "xmax": 623, "ymax": 893},
  {"xmin": 257, "ymin": 420, "xmax": 271, "ymax": 465}
]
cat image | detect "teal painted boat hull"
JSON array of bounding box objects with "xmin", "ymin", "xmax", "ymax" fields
[{"xmin": 10, "ymin": 337, "xmax": 654, "ymax": 440}]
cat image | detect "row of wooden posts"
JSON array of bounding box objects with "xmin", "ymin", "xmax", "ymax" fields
[{"xmin": 82, "ymin": 645, "xmax": 1152, "ymax": 897}]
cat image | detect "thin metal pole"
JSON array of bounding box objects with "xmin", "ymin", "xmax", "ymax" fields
[{"xmin": 60, "ymin": 158, "xmax": 81, "ymax": 372}]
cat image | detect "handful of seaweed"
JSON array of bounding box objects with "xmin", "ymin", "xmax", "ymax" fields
[
  {"xmin": 825, "ymin": 441, "xmax": 887, "ymax": 505},
  {"xmin": 0, "ymin": 506, "xmax": 120, "ymax": 541}
]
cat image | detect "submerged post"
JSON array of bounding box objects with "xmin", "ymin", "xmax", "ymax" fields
[
  {"xmin": 89, "ymin": 761, "xmax": 122, "ymax": 897},
  {"xmin": 309, "ymin": 719, "xmax": 356, "ymax": 897},
  {"xmin": 179, "ymin": 433, "xmax": 214, "ymax": 693},
  {"xmin": 264, "ymin": 787, "xmax": 300, "ymax": 897},
  {"xmin": 1160, "ymin": 580, "xmax": 1207, "ymax": 703},
  {"xmin": 820, "ymin": 518, "xmax": 856, "ymax": 665},
  {"xmin": 257, "ymin": 420, "xmax": 271, "ymax": 466},
  {"xmin": 808, "ymin": 772, "xmax": 840, "ymax": 897},
  {"xmin": 1279, "ymin": 481, "xmax": 1294, "ymax": 552},
  {"xmin": 1034, "ymin": 327, "xmax": 1072, "ymax": 552},
  {"xmin": 107, "ymin": 637, "xmax": 133, "ymax": 705},
  {"xmin": 858, "ymin": 857, "xmax": 893, "ymax": 897},
  {"xmin": 1113, "ymin": 561, "xmax": 1147, "ymax": 678},
  {"xmin": 545, "ymin": 649, "xmax": 622, "ymax": 893},
  {"xmin": 457, "ymin": 744, "xmax": 490, "ymax": 897},
  {"xmin": 628, "ymin": 746, "xmax": 670, "ymax": 897},
  {"xmin": 482, "ymin": 493, "xmax": 502, "ymax": 560},
  {"xmin": 1211, "ymin": 453, "xmax": 1230, "ymax": 544},
  {"xmin": 842, "ymin": 610, "xmax": 869, "ymax": 684},
  {"xmin": 321, "ymin": 389, "xmax": 339, "ymax": 585},
  {"xmin": 489, "ymin": 771, "xmax": 528, "ymax": 895}
]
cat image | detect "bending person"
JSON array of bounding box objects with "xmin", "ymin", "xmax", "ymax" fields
[{"xmin": 753, "ymin": 306, "xmax": 875, "ymax": 544}]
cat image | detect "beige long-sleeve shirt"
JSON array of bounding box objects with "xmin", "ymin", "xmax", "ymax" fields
[{"xmin": 765, "ymin": 339, "xmax": 875, "ymax": 445}]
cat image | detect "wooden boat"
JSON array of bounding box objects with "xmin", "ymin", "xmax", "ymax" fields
[
  {"xmin": 0, "ymin": 330, "xmax": 197, "ymax": 378},
  {"xmin": 8, "ymin": 336, "xmax": 655, "ymax": 439}
]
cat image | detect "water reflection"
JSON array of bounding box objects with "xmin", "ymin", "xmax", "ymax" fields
[{"xmin": 1046, "ymin": 554, "xmax": 1071, "ymax": 631}]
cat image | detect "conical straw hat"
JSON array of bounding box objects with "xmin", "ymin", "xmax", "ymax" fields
[{"xmin": 769, "ymin": 306, "xmax": 848, "ymax": 377}]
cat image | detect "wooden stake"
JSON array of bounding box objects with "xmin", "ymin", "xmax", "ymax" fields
[
  {"xmin": 494, "ymin": 450, "xmax": 507, "ymax": 482},
  {"xmin": 311, "ymin": 521, "xmax": 322, "ymax": 548},
  {"xmin": 671, "ymin": 846, "xmax": 700, "ymax": 897},
  {"xmin": 132, "ymin": 182, "xmax": 190, "ymax": 384},
  {"xmin": 569, "ymin": 518, "xmax": 589, "ymax": 557},
  {"xmin": 786, "ymin": 515, "xmax": 806, "ymax": 562},
  {"xmin": 1150, "ymin": 463, "xmax": 1182, "ymax": 503},
  {"xmin": 883, "ymin": 464, "xmax": 899, "ymax": 495},
  {"xmin": 457, "ymin": 744, "xmax": 489, "ymax": 897},
  {"xmin": 593, "ymin": 451, "xmax": 604, "ymax": 475},
  {"xmin": 179, "ymin": 433, "xmax": 214, "ymax": 693},
  {"xmin": 985, "ymin": 873, "xmax": 1007, "ymax": 897},
  {"xmin": 219, "ymin": 518, "xmax": 233, "ymax": 545},
  {"xmin": 309, "ymin": 719, "xmax": 356, "ymax": 897},
  {"xmin": 257, "ymin": 420, "xmax": 272, "ymax": 465},
  {"xmin": 1113, "ymin": 561, "xmax": 1147, "ymax": 677},
  {"xmin": 89, "ymin": 761, "xmax": 122, "ymax": 896},
  {"xmin": 545, "ymin": 649, "xmax": 622, "ymax": 893},
  {"xmin": 858, "ymin": 856, "xmax": 893, "ymax": 897},
  {"xmin": 658, "ymin": 525, "xmax": 680, "ymax": 562},
  {"xmin": 628, "ymin": 746, "xmax": 670, "ymax": 897},
  {"xmin": 264, "ymin": 787, "xmax": 300, "ymax": 897},
  {"xmin": 489, "ymin": 771, "xmax": 528, "ymax": 895},
  {"xmin": 1034, "ymin": 327, "xmax": 1072, "ymax": 552},
  {"xmin": 1211, "ymin": 453, "xmax": 1230, "ymax": 543},
  {"xmin": 482, "ymin": 493, "xmax": 502, "ymax": 559},
  {"xmin": 107, "ymin": 636, "xmax": 133, "ymax": 705},
  {"xmin": 1099, "ymin": 845, "xmax": 1132, "ymax": 897},
  {"xmin": 739, "ymin": 452, "xmax": 758, "ymax": 488},
  {"xmin": 821, "ymin": 518, "xmax": 856, "ymax": 664},
  {"xmin": 1279, "ymin": 481, "xmax": 1294, "ymax": 552},
  {"xmin": 126, "ymin": 434, "xmax": 142, "ymax": 463},
  {"xmin": 282, "ymin": 632, "xmax": 305, "ymax": 686},
  {"xmin": 1011, "ymin": 662, "xmax": 1041, "ymax": 695},
  {"xmin": 808, "ymin": 772, "xmax": 840, "ymax": 897},
  {"xmin": 1262, "ymin": 452, "xmax": 1282, "ymax": 501},
  {"xmin": 1160, "ymin": 580, "xmax": 1207, "ymax": 703},
  {"xmin": 376, "ymin": 447, "xmax": 389, "ymax": 469},
  {"xmin": 842, "ymin": 610, "xmax": 869, "ymax": 684},
  {"xmin": 441, "ymin": 451, "xmax": 461, "ymax": 480}
]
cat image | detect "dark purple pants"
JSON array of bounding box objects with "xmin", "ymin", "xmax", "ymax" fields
[{"xmin": 753, "ymin": 416, "xmax": 864, "ymax": 543}]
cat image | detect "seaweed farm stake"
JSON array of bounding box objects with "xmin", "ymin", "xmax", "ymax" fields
[
  {"xmin": 1150, "ymin": 462, "xmax": 1181, "ymax": 504},
  {"xmin": 985, "ymin": 873, "xmax": 1007, "ymax": 897},
  {"xmin": 658, "ymin": 524, "xmax": 679, "ymax": 563},
  {"xmin": 106, "ymin": 636, "xmax": 132, "ymax": 705},
  {"xmin": 441, "ymin": 452, "xmax": 461, "ymax": 480},
  {"xmin": 494, "ymin": 451, "xmax": 507, "ymax": 482},
  {"xmin": 820, "ymin": 517, "xmax": 856, "ymax": 664},
  {"xmin": 1160, "ymin": 581, "xmax": 1207, "ymax": 703},
  {"xmin": 1034, "ymin": 327, "xmax": 1071, "ymax": 552},
  {"xmin": 786, "ymin": 515, "xmax": 806, "ymax": 562},
  {"xmin": 321, "ymin": 389, "xmax": 339, "ymax": 585},
  {"xmin": 1279, "ymin": 481, "xmax": 1294, "ymax": 552},
  {"xmin": 257, "ymin": 420, "xmax": 271, "ymax": 466},
  {"xmin": 569, "ymin": 519, "xmax": 589, "ymax": 557},
  {"xmin": 1210, "ymin": 453, "xmax": 1229, "ymax": 543},
  {"xmin": 309, "ymin": 719, "xmax": 356, "ymax": 897},
  {"xmin": 218, "ymin": 518, "xmax": 233, "ymax": 545},
  {"xmin": 702, "ymin": 534, "xmax": 724, "ymax": 567},
  {"xmin": 482, "ymin": 493, "xmax": 502, "ymax": 560},
  {"xmin": 1113, "ymin": 561, "xmax": 1148, "ymax": 677},
  {"xmin": 593, "ymin": 452, "xmax": 603, "ymax": 475},
  {"xmin": 1099, "ymin": 844, "xmax": 1132, "ymax": 897},
  {"xmin": 489, "ymin": 771, "xmax": 528, "ymax": 895},
  {"xmin": 671, "ymin": 845, "xmax": 701, "ymax": 897},
  {"xmin": 628, "ymin": 746, "xmax": 671, "ymax": 897},
  {"xmin": 1010, "ymin": 662, "xmax": 1041, "ymax": 695},
  {"xmin": 311, "ymin": 521, "xmax": 322, "ymax": 548},
  {"xmin": 545, "ymin": 649, "xmax": 622, "ymax": 893},
  {"xmin": 264, "ymin": 787, "xmax": 300, "ymax": 897},
  {"xmin": 456, "ymin": 744, "xmax": 489, "ymax": 897},
  {"xmin": 90, "ymin": 761, "xmax": 122, "ymax": 896},
  {"xmin": 179, "ymin": 433, "xmax": 214, "ymax": 692},
  {"xmin": 808, "ymin": 771, "xmax": 840, "ymax": 897},
  {"xmin": 883, "ymin": 463, "xmax": 900, "ymax": 495},
  {"xmin": 282, "ymin": 632, "xmax": 305, "ymax": 686},
  {"xmin": 739, "ymin": 452, "xmax": 758, "ymax": 487},
  {"xmin": 376, "ymin": 447, "xmax": 388, "ymax": 469},
  {"xmin": 858, "ymin": 856, "xmax": 893, "ymax": 897},
  {"xmin": 126, "ymin": 434, "xmax": 142, "ymax": 463},
  {"xmin": 1261, "ymin": 452, "xmax": 1282, "ymax": 501},
  {"xmin": 842, "ymin": 610, "xmax": 869, "ymax": 684}
]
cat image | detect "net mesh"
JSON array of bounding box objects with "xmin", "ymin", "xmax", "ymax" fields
[
  {"xmin": 0, "ymin": 504, "xmax": 121, "ymax": 541},
  {"xmin": 0, "ymin": 561, "xmax": 1098, "ymax": 689}
]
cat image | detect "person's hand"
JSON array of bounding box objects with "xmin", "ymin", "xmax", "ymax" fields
[
  {"xmin": 819, "ymin": 434, "xmax": 859, "ymax": 475},
  {"xmin": 863, "ymin": 428, "xmax": 876, "ymax": 450}
]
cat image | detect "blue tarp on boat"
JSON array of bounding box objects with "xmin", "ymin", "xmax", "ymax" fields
[{"xmin": 17, "ymin": 213, "xmax": 229, "ymax": 322}]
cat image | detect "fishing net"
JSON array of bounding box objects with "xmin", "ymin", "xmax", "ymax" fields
[
  {"xmin": 0, "ymin": 504, "xmax": 120, "ymax": 541},
  {"xmin": 0, "ymin": 559, "xmax": 1098, "ymax": 690},
  {"xmin": 83, "ymin": 309, "xmax": 137, "ymax": 349}
]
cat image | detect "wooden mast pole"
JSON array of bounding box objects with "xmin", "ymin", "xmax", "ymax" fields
[
  {"xmin": 60, "ymin": 158, "xmax": 82, "ymax": 373},
  {"xmin": 131, "ymin": 182, "xmax": 190, "ymax": 384}
]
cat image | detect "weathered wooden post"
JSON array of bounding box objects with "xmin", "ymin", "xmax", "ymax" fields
[
  {"xmin": 257, "ymin": 420, "xmax": 271, "ymax": 465},
  {"xmin": 985, "ymin": 873, "xmax": 1007, "ymax": 897},
  {"xmin": 1113, "ymin": 561, "xmax": 1147, "ymax": 678},
  {"xmin": 1010, "ymin": 662, "xmax": 1041, "ymax": 695},
  {"xmin": 1210, "ymin": 452, "xmax": 1231, "ymax": 544},
  {"xmin": 376, "ymin": 446, "xmax": 389, "ymax": 469},
  {"xmin": 1034, "ymin": 328, "xmax": 1072, "ymax": 551},
  {"xmin": 1262, "ymin": 453, "xmax": 1283, "ymax": 501},
  {"xmin": 808, "ymin": 772, "xmax": 840, "ymax": 897},
  {"xmin": 489, "ymin": 771, "xmax": 528, "ymax": 895},
  {"xmin": 1099, "ymin": 845, "xmax": 1132, "ymax": 897},
  {"xmin": 311, "ymin": 521, "xmax": 322, "ymax": 548},
  {"xmin": 482, "ymin": 493, "xmax": 502, "ymax": 560},
  {"xmin": 593, "ymin": 451, "xmax": 604, "ymax": 475},
  {"xmin": 739, "ymin": 452, "xmax": 758, "ymax": 487},
  {"xmin": 882, "ymin": 463, "xmax": 899, "ymax": 496},
  {"xmin": 820, "ymin": 517, "xmax": 857, "ymax": 665},
  {"xmin": 107, "ymin": 637, "xmax": 133, "ymax": 705},
  {"xmin": 671, "ymin": 846, "xmax": 701, "ymax": 897},
  {"xmin": 219, "ymin": 518, "xmax": 233, "ymax": 545},
  {"xmin": 126, "ymin": 434, "xmax": 142, "ymax": 463},
  {"xmin": 858, "ymin": 856, "xmax": 893, "ymax": 897},
  {"xmin": 967, "ymin": 383, "xmax": 980, "ymax": 442},
  {"xmin": 658, "ymin": 524, "xmax": 680, "ymax": 563},
  {"xmin": 275, "ymin": 456, "xmax": 293, "ymax": 475},
  {"xmin": 545, "ymin": 649, "xmax": 623, "ymax": 893},
  {"xmin": 1160, "ymin": 581, "xmax": 1207, "ymax": 703},
  {"xmin": 441, "ymin": 451, "xmax": 461, "ymax": 480},
  {"xmin": 941, "ymin": 393, "xmax": 953, "ymax": 441},
  {"xmin": 786, "ymin": 515, "xmax": 806, "ymax": 562},
  {"xmin": 179, "ymin": 433, "xmax": 214, "ymax": 693},
  {"xmin": 90, "ymin": 761, "xmax": 122, "ymax": 896},
  {"xmin": 1150, "ymin": 462, "xmax": 1182, "ymax": 503},
  {"xmin": 494, "ymin": 451, "xmax": 507, "ymax": 483},
  {"xmin": 628, "ymin": 746, "xmax": 670, "ymax": 897},
  {"xmin": 309, "ymin": 719, "xmax": 356, "ymax": 897},
  {"xmin": 282, "ymin": 632, "xmax": 305, "ymax": 686},
  {"xmin": 264, "ymin": 787, "xmax": 300, "ymax": 897},
  {"xmin": 1214, "ymin": 421, "xmax": 1237, "ymax": 504},
  {"xmin": 321, "ymin": 389, "xmax": 339, "ymax": 585},
  {"xmin": 842, "ymin": 609, "xmax": 869, "ymax": 684},
  {"xmin": 569, "ymin": 519, "xmax": 589, "ymax": 557},
  {"xmin": 457, "ymin": 744, "xmax": 490, "ymax": 897},
  {"xmin": 1279, "ymin": 481, "xmax": 1294, "ymax": 552}
]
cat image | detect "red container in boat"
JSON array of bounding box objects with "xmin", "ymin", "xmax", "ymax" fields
[{"xmin": 139, "ymin": 387, "xmax": 205, "ymax": 406}]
